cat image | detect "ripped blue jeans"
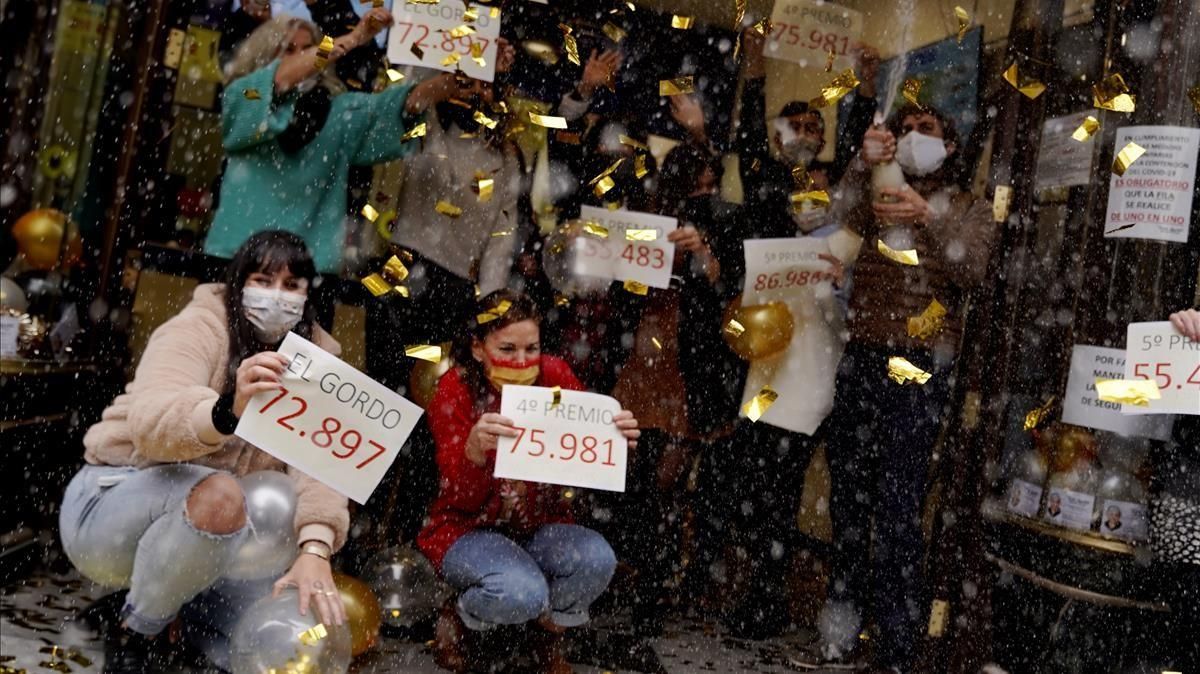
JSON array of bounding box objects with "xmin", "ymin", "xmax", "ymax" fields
[{"xmin": 59, "ymin": 464, "xmax": 274, "ymax": 667}]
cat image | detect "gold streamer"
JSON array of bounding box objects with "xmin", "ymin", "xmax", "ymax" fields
[
  {"xmin": 902, "ymin": 78, "xmax": 923, "ymax": 108},
  {"xmin": 887, "ymin": 357, "xmax": 932, "ymax": 385}
]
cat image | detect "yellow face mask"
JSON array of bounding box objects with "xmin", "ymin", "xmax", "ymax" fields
[{"xmin": 485, "ymin": 356, "xmax": 541, "ymax": 390}]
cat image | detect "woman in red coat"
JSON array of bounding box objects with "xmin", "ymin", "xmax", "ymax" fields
[{"xmin": 417, "ymin": 290, "xmax": 640, "ymax": 672}]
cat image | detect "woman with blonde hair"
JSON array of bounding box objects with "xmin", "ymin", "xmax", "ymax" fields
[{"xmin": 204, "ymin": 8, "xmax": 449, "ymax": 277}]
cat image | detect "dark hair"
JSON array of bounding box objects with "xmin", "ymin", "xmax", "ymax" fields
[
  {"xmin": 655, "ymin": 142, "xmax": 720, "ymax": 217},
  {"xmin": 452, "ymin": 289, "xmax": 543, "ymax": 410},
  {"xmin": 887, "ymin": 103, "xmax": 960, "ymax": 148},
  {"xmin": 221, "ymin": 231, "xmax": 319, "ymax": 392},
  {"xmin": 776, "ymin": 100, "xmax": 825, "ymax": 133}
]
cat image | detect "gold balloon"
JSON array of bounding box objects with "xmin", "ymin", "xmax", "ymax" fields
[
  {"xmin": 721, "ymin": 296, "xmax": 795, "ymax": 360},
  {"xmin": 333, "ymin": 572, "xmax": 382, "ymax": 657},
  {"xmin": 408, "ymin": 341, "xmax": 454, "ymax": 409},
  {"xmin": 1036, "ymin": 424, "xmax": 1098, "ymax": 473},
  {"xmin": 11, "ymin": 208, "xmax": 82, "ymax": 271}
]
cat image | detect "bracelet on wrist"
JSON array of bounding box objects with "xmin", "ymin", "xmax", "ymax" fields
[{"xmin": 300, "ymin": 540, "xmax": 331, "ymax": 561}]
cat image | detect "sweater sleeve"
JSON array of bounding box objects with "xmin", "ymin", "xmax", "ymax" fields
[
  {"xmin": 289, "ymin": 466, "xmax": 350, "ymax": 551},
  {"xmin": 125, "ymin": 309, "xmax": 230, "ymax": 463},
  {"xmin": 429, "ymin": 372, "xmax": 495, "ymax": 517},
  {"xmin": 221, "ymin": 61, "xmax": 296, "ymax": 153},
  {"xmin": 338, "ymin": 84, "xmax": 418, "ymax": 166},
  {"xmin": 476, "ymin": 158, "xmax": 522, "ymax": 295}
]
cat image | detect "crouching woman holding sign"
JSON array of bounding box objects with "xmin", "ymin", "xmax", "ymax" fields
[
  {"xmin": 417, "ymin": 291, "xmax": 640, "ymax": 673},
  {"xmin": 58, "ymin": 231, "xmax": 348, "ymax": 673}
]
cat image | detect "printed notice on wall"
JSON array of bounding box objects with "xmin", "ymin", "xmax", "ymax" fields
[
  {"xmin": 1060, "ymin": 344, "xmax": 1173, "ymax": 441},
  {"xmin": 1105, "ymin": 125, "xmax": 1200, "ymax": 243},
  {"xmin": 1035, "ymin": 112, "xmax": 1097, "ymax": 191}
]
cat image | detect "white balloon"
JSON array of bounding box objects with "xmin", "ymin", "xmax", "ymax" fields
[{"xmin": 231, "ymin": 588, "xmax": 352, "ymax": 674}]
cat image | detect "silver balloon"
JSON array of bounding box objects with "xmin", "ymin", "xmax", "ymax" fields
[
  {"xmin": 364, "ymin": 546, "xmax": 447, "ymax": 628},
  {"xmin": 230, "ymin": 588, "xmax": 352, "ymax": 674},
  {"xmin": 541, "ymin": 220, "xmax": 614, "ymax": 299},
  {"xmin": 225, "ymin": 471, "xmax": 299, "ymax": 580},
  {"xmin": 0, "ymin": 276, "xmax": 27, "ymax": 312}
]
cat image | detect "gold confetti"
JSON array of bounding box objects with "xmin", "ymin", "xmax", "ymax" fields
[
  {"xmin": 562, "ymin": 488, "xmax": 575, "ymax": 499},
  {"xmin": 1071, "ymin": 115, "xmax": 1100, "ymax": 141},
  {"xmin": 436, "ymin": 200, "xmax": 463, "ymax": 217},
  {"xmin": 1093, "ymin": 73, "xmax": 1136, "ymax": 112},
  {"xmin": 477, "ymin": 299, "xmax": 513, "ymax": 324},
  {"xmin": 1002, "ymin": 63, "xmax": 1045, "ymax": 99},
  {"xmin": 954, "ymin": 6, "xmax": 970, "ymax": 43},
  {"xmin": 671, "ymin": 14, "xmax": 693, "ymax": 29},
  {"xmin": 361, "ymin": 273, "xmax": 391, "ymax": 297},
  {"xmin": 809, "ymin": 69, "xmax": 860, "ymax": 108},
  {"xmin": 583, "ymin": 222, "xmax": 610, "ymax": 238},
  {"xmin": 448, "ymin": 24, "xmax": 476, "ymax": 39},
  {"xmin": 619, "ymin": 134, "xmax": 649, "ymax": 151},
  {"xmin": 477, "ymin": 177, "xmax": 494, "ymax": 202},
  {"xmin": 383, "ymin": 255, "xmax": 410, "ymax": 282},
  {"xmin": 877, "ymin": 239, "xmax": 919, "ymax": 266},
  {"xmin": 491, "ymin": 229, "xmax": 512, "ymax": 237},
  {"xmin": 902, "ymin": 78, "xmax": 923, "ymax": 108},
  {"xmin": 400, "ymin": 122, "xmax": 428, "ymax": 141},
  {"xmin": 490, "ymin": 6, "xmax": 500, "ymax": 18},
  {"xmin": 742, "ymin": 385, "xmax": 778, "ymax": 422},
  {"xmin": 724, "ymin": 318, "xmax": 746, "ymax": 338},
  {"xmin": 471, "ymin": 42, "xmax": 486, "ymax": 67},
  {"xmin": 624, "ymin": 279, "xmax": 649, "ymax": 295},
  {"xmin": 1023, "ymin": 397, "xmax": 1055, "ymax": 431},
  {"xmin": 298, "ymin": 624, "xmax": 328, "ymax": 646},
  {"xmin": 529, "ymin": 112, "xmax": 568, "ymax": 129},
  {"xmin": 411, "ymin": 42, "xmax": 425, "ymax": 60},
  {"xmin": 752, "ymin": 17, "xmax": 770, "ymax": 35},
  {"xmin": 906, "ymin": 299, "xmax": 947, "ymax": 340},
  {"xmin": 625, "ymin": 228, "xmax": 657, "ymax": 241},
  {"xmin": 634, "ymin": 153, "xmax": 649, "ymax": 178},
  {"xmin": 791, "ymin": 164, "xmax": 812, "ymax": 189},
  {"xmin": 405, "ymin": 344, "xmax": 443, "ymax": 362},
  {"xmin": 651, "ymin": 336, "xmax": 662, "ymax": 350},
  {"xmin": 560, "ymin": 24, "xmax": 581, "ymax": 66},
  {"xmin": 733, "ymin": 0, "xmax": 747, "ymax": 28},
  {"xmin": 550, "ymin": 385, "xmax": 562, "ymax": 408},
  {"xmin": 243, "ymin": 88, "xmax": 261, "ymax": 100},
  {"xmin": 315, "ymin": 35, "xmax": 335, "ymax": 70},
  {"xmin": 593, "ymin": 175, "xmax": 616, "ymax": 198},
  {"xmin": 659, "ymin": 76, "xmax": 695, "ymax": 96},
  {"xmin": 362, "ymin": 204, "xmax": 380, "ymax": 222},
  {"xmin": 790, "ymin": 190, "xmax": 830, "ymax": 209},
  {"xmin": 555, "ymin": 294, "xmax": 570, "ymax": 307},
  {"xmin": 463, "ymin": 5, "xmax": 479, "ymax": 22},
  {"xmin": 1189, "ymin": 84, "xmax": 1200, "ymax": 115},
  {"xmin": 824, "ymin": 47, "xmax": 836, "ymax": 72},
  {"xmin": 473, "ymin": 109, "xmax": 498, "ymax": 129},
  {"xmin": 887, "ymin": 357, "xmax": 932, "ymax": 385},
  {"xmin": 603, "ymin": 22, "xmax": 627, "ymax": 43},
  {"xmin": 386, "ymin": 67, "xmax": 405, "ymax": 83},
  {"xmin": 1095, "ymin": 378, "xmax": 1161, "ymax": 406},
  {"xmin": 38, "ymin": 662, "xmax": 72, "ymax": 673},
  {"xmin": 1111, "ymin": 141, "xmax": 1146, "ymax": 176},
  {"xmin": 442, "ymin": 51, "xmax": 463, "ymax": 67},
  {"xmin": 992, "ymin": 185, "xmax": 1012, "ymax": 223}
]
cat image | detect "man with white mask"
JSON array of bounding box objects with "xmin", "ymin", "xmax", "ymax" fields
[{"xmin": 814, "ymin": 103, "xmax": 995, "ymax": 673}]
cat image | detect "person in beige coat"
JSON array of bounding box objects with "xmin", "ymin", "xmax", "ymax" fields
[{"xmin": 59, "ymin": 231, "xmax": 350, "ymax": 673}]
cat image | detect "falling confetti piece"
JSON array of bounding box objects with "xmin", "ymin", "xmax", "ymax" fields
[
  {"xmin": 877, "ymin": 239, "xmax": 920, "ymax": 266},
  {"xmin": 671, "ymin": 14, "xmax": 693, "ymax": 29},
  {"xmin": 562, "ymin": 488, "xmax": 576, "ymax": 500},
  {"xmin": 448, "ymin": 24, "xmax": 476, "ymax": 39},
  {"xmin": 742, "ymin": 385, "xmax": 778, "ymax": 422},
  {"xmin": 1071, "ymin": 115, "xmax": 1100, "ymax": 141},
  {"xmin": 550, "ymin": 385, "xmax": 562, "ymax": 408},
  {"xmin": 411, "ymin": 42, "xmax": 425, "ymax": 59},
  {"xmin": 887, "ymin": 357, "xmax": 932, "ymax": 385},
  {"xmin": 385, "ymin": 67, "xmax": 405, "ymax": 83},
  {"xmin": 593, "ymin": 175, "xmax": 616, "ymax": 197},
  {"xmin": 463, "ymin": 5, "xmax": 479, "ymax": 22},
  {"xmin": 954, "ymin": 6, "xmax": 970, "ymax": 43},
  {"xmin": 583, "ymin": 221, "xmax": 610, "ymax": 238},
  {"xmin": 625, "ymin": 229, "xmax": 657, "ymax": 241},
  {"xmin": 651, "ymin": 336, "xmax": 662, "ymax": 350},
  {"xmin": 298, "ymin": 624, "xmax": 328, "ymax": 646},
  {"xmin": 752, "ymin": 17, "xmax": 770, "ymax": 34},
  {"xmin": 1096, "ymin": 378, "xmax": 1160, "ymax": 406},
  {"xmin": 1023, "ymin": 397, "xmax": 1056, "ymax": 431},
  {"xmin": 902, "ymin": 78, "xmax": 923, "ymax": 108},
  {"xmin": 1111, "ymin": 141, "xmax": 1145, "ymax": 176},
  {"xmin": 243, "ymin": 88, "xmax": 261, "ymax": 100},
  {"xmin": 314, "ymin": 36, "xmax": 334, "ymax": 70},
  {"xmin": 477, "ymin": 299, "xmax": 513, "ymax": 324},
  {"xmin": 624, "ymin": 279, "xmax": 649, "ymax": 295},
  {"xmin": 405, "ymin": 344, "xmax": 443, "ymax": 362},
  {"xmin": 724, "ymin": 318, "xmax": 746, "ymax": 337},
  {"xmin": 477, "ymin": 177, "xmax": 494, "ymax": 202},
  {"xmin": 634, "ymin": 153, "xmax": 649, "ymax": 178},
  {"xmin": 473, "ymin": 110, "xmax": 498, "ymax": 129},
  {"xmin": 992, "ymin": 185, "xmax": 1012, "ymax": 223},
  {"xmin": 809, "ymin": 69, "xmax": 860, "ymax": 108},
  {"xmin": 383, "ymin": 255, "xmax": 410, "ymax": 283},
  {"xmin": 824, "ymin": 47, "xmax": 836, "ymax": 72},
  {"xmin": 361, "ymin": 273, "xmax": 391, "ymax": 297},
  {"xmin": 603, "ymin": 22, "xmax": 627, "ymax": 43},
  {"xmin": 436, "ymin": 200, "xmax": 463, "ymax": 217},
  {"xmin": 906, "ymin": 299, "xmax": 947, "ymax": 340},
  {"xmin": 791, "ymin": 164, "xmax": 812, "ymax": 188},
  {"xmin": 659, "ymin": 76, "xmax": 695, "ymax": 96},
  {"xmin": 529, "ymin": 112, "xmax": 568, "ymax": 129},
  {"xmin": 619, "ymin": 134, "xmax": 649, "ymax": 151},
  {"xmin": 790, "ymin": 190, "xmax": 830, "ymax": 209},
  {"xmin": 442, "ymin": 51, "xmax": 463, "ymax": 67},
  {"xmin": 471, "ymin": 42, "xmax": 486, "ymax": 67},
  {"xmin": 1002, "ymin": 63, "xmax": 1045, "ymax": 99},
  {"xmin": 1093, "ymin": 73, "xmax": 1136, "ymax": 112},
  {"xmin": 560, "ymin": 24, "xmax": 581, "ymax": 66},
  {"xmin": 400, "ymin": 122, "xmax": 428, "ymax": 141}
]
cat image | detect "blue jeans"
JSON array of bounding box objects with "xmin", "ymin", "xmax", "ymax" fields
[
  {"xmin": 823, "ymin": 342, "xmax": 953, "ymax": 669},
  {"xmin": 441, "ymin": 524, "xmax": 616, "ymax": 631}
]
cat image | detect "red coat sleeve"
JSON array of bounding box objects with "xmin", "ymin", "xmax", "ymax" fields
[{"xmin": 427, "ymin": 369, "xmax": 494, "ymax": 517}]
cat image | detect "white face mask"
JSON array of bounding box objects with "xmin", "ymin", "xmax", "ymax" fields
[
  {"xmin": 895, "ymin": 131, "xmax": 948, "ymax": 176},
  {"xmin": 241, "ymin": 286, "xmax": 306, "ymax": 343},
  {"xmin": 791, "ymin": 207, "xmax": 827, "ymax": 234}
]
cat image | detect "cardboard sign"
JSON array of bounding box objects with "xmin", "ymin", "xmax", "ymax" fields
[
  {"xmin": 766, "ymin": 0, "xmax": 863, "ymax": 70},
  {"xmin": 494, "ymin": 385, "xmax": 627, "ymax": 492},
  {"xmin": 386, "ymin": 2, "xmax": 501, "ymax": 82},
  {"xmin": 1123, "ymin": 321, "xmax": 1200, "ymax": 416},
  {"xmin": 574, "ymin": 205, "xmax": 678, "ymax": 289},
  {"xmin": 1105, "ymin": 125, "xmax": 1199, "ymax": 243},
  {"xmin": 235, "ymin": 333, "xmax": 423, "ymax": 504},
  {"xmin": 1060, "ymin": 344, "xmax": 1173, "ymax": 440}
]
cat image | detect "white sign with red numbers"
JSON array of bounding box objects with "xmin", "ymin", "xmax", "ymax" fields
[
  {"xmin": 494, "ymin": 385, "xmax": 627, "ymax": 492},
  {"xmin": 573, "ymin": 205, "xmax": 678, "ymax": 290},
  {"xmin": 1123, "ymin": 321, "xmax": 1200, "ymax": 416},
  {"xmin": 766, "ymin": 0, "xmax": 863, "ymax": 70},
  {"xmin": 386, "ymin": 2, "xmax": 501, "ymax": 82},
  {"xmin": 235, "ymin": 332, "xmax": 424, "ymax": 504}
]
